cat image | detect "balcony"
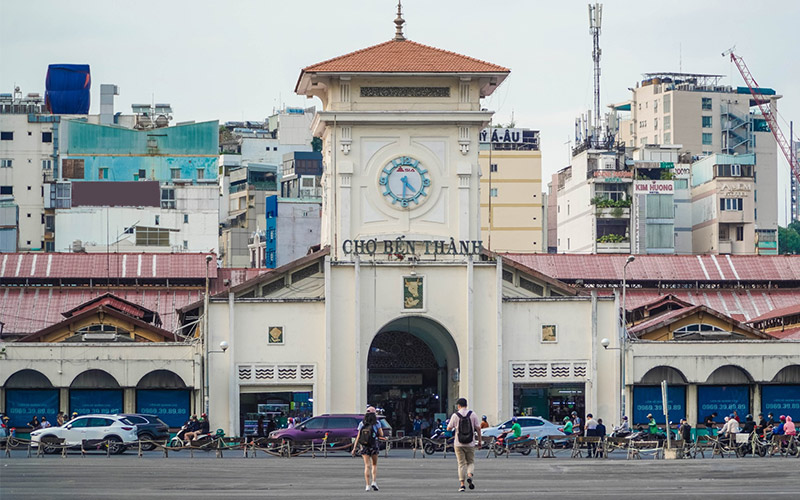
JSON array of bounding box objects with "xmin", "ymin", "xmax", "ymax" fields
[
  {"xmin": 596, "ymin": 241, "xmax": 631, "ymax": 253},
  {"xmin": 229, "ymin": 181, "xmax": 277, "ymax": 194},
  {"xmin": 595, "ymin": 207, "xmax": 630, "ymax": 219}
]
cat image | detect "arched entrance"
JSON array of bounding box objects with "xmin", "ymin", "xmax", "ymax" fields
[{"xmin": 367, "ymin": 316, "xmax": 459, "ymax": 433}]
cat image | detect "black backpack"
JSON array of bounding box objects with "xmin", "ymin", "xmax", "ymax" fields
[
  {"xmin": 456, "ymin": 411, "xmax": 474, "ymax": 444},
  {"xmin": 357, "ymin": 424, "xmax": 376, "ymax": 447}
]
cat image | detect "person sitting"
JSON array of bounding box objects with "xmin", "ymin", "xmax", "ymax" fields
[
  {"xmin": 501, "ymin": 417, "xmax": 522, "ymax": 443},
  {"xmin": 613, "ymin": 416, "xmax": 630, "ymax": 436},
  {"xmin": 480, "ymin": 415, "xmax": 489, "ymax": 430},
  {"xmin": 772, "ymin": 415, "xmax": 786, "ymax": 436},
  {"xmin": 185, "ymin": 414, "xmax": 210, "ymax": 442},
  {"xmin": 179, "ymin": 415, "xmax": 199, "ymax": 441},
  {"xmin": 647, "ymin": 414, "xmax": 659, "ymax": 435},
  {"xmin": 719, "ymin": 414, "xmax": 740, "ymax": 440},
  {"xmin": 742, "ymin": 414, "xmax": 756, "ymax": 434},
  {"xmin": 756, "ymin": 413, "xmax": 767, "ymax": 435},
  {"xmin": 783, "ymin": 416, "xmax": 796, "ymax": 436},
  {"xmin": 562, "ymin": 416, "xmax": 574, "ymax": 436}
]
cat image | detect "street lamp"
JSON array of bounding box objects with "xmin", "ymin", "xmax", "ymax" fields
[
  {"xmin": 620, "ymin": 255, "xmax": 635, "ymax": 426},
  {"xmin": 205, "ymin": 341, "xmax": 229, "ymax": 414},
  {"xmin": 203, "ymin": 254, "xmax": 213, "ymax": 415}
]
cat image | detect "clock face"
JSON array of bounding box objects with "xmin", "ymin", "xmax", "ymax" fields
[{"xmin": 379, "ymin": 156, "xmax": 430, "ymax": 208}]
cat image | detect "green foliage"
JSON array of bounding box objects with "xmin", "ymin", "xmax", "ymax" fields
[
  {"xmin": 610, "ymin": 206, "xmax": 625, "ymax": 219},
  {"xmin": 597, "ymin": 234, "xmax": 628, "ymax": 243},
  {"xmin": 590, "ymin": 196, "xmax": 632, "ymax": 208},
  {"xmin": 779, "ymin": 221, "xmax": 800, "ymax": 254},
  {"xmin": 311, "ymin": 137, "xmax": 322, "ymax": 152},
  {"xmin": 660, "ymin": 170, "xmax": 674, "ymax": 180},
  {"xmin": 218, "ymin": 125, "xmax": 234, "ymax": 144}
]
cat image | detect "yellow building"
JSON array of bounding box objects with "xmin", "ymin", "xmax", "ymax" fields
[{"xmin": 478, "ymin": 128, "xmax": 543, "ymax": 253}]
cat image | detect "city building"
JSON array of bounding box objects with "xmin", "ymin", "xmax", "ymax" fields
[
  {"xmin": 248, "ymin": 195, "xmax": 321, "ymax": 268},
  {"xmin": 690, "ymin": 153, "xmax": 756, "ymax": 254},
  {"xmin": 220, "ymin": 164, "xmax": 277, "ymax": 267},
  {"xmin": 0, "ymin": 89, "xmax": 58, "ymax": 251},
  {"xmin": 52, "ymin": 181, "xmax": 219, "ymax": 253},
  {"xmin": 556, "ymin": 144, "xmax": 630, "ymax": 254},
  {"xmin": 478, "ymin": 127, "xmax": 543, "ymax": 253},
  {"xmin": 612, "ymin": 73, "xmax": 779, "ymax": 254}
]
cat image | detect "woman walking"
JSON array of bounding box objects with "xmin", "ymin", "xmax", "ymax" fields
[{"xmin": 352, "ymin": 406, "xmax": 384, "ymax": 492}]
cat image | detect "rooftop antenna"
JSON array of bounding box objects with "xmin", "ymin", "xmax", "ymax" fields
[
  {"xmin": 588, "ymin": 3, "xmax": 603, "ymax": 145},
  {"xmin": 394, "ymin": 1, "xmax": 406, "ymax": 41}
]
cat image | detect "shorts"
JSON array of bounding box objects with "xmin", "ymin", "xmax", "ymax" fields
[{"xmin": 358, "ymin": 444, "xmax": 380, "ymax": 456}]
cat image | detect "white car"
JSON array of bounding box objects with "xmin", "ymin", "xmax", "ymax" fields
[
  {"xmin": 482, "ymin": 416, "xmax": 566, "ymax": 440},
  {"xmin": 30, "ymin": 414, "xmax": 138, "ymax": 454}
]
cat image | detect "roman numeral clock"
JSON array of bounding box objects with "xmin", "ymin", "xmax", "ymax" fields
[{"xmin": 379, "ymin": 156, "xmax": 431, "ymax": 208}]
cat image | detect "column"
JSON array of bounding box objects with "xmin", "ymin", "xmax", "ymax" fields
[
  {"xmin": 228, "ymin": 291, "xmax": 238, "ymax": 437},
  {"xmin": 60, "ymin": 388, "xmax": 69, "ymax": 414},
  {"xmin": 752, "ymin": 384, "xmax": 761, "ymax": 418},
  {"xmin": 124, "ymin": 388, "xmax": 136, "ymax": 413},
  {"xmin": 686, "ymin": 384, "xmax": 698, "ymax": 426}
]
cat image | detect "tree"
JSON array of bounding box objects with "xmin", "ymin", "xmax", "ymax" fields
[{"xmin": 778, "ymin": 222, "xmax": 800, "ymax": 254}]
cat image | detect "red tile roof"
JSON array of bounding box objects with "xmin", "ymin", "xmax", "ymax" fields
[
  {"xmin": 0, "ymin": 287, "xmax": 202, "ymax": 336},
  {"xmin": 768, "ymin": 326, "xmax": 800, "ymax": 340},
  {"xmin": 63, "ymin": 293, "xmax": 160, "ymax": 325},
  {"xmin": 747, "ymin": 303, "xmax": 800, "ymax": 323},
  {"xmin": 210, "ymin": 268, "xmax": 272, "ymax": 295},
  {"xmin": 0, "ymin": 253, "xmax": 216, "ymax": 280},
  {"xmin": 502, "ymin": 254, "xmax": 800, "ymax": 282},
  {"xmin": 300, "ymin": 39, "xmax": 510, "ymax": 74}
]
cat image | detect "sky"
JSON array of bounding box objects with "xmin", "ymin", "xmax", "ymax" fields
[{"xmin": 2, "ymin": 0, "xmax": 798, "ymax": 222}]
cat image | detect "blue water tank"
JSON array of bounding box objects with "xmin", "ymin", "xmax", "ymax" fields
[{"xmin": 45, "ymin": 64, "xmax": 91, "ymax": 114}]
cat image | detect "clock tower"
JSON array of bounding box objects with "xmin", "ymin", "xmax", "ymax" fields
[{"xmin": 295, "ymin": 6, "xmax": 510, "ymax": 260}]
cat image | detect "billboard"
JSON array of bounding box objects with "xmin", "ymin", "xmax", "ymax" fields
[
  {"xmin": 69, "ymin": 389, "xmax": 123, "ymax": 416},
  {"xmin": 697, "ymin": 385, "xmax": 749, "ymax": 423},
  {"xmin": 762, "ymin": 385, "xmax": 800, "ymax": 417},
  {"xmin": 634, "ymin": 180, "xmax": 674, "ymax": 195},
  {"xmin": 632, "ymin": 385, "xmax": 686, "ymax": 424},
  {"xmin": 136, "ymin": 389, "xmax": 191, "ymax": 428},
  {"xmin": 5, "ymin": 389, "xmax": 59, "ymax": 428}
]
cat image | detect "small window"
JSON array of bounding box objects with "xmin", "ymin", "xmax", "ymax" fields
[
  {"xmin": 490, "ymin": 163, "xmax": 498, "ymax": 173},
  {"xmin": 702, "ymin": 133, "xmax": 713, "ymax": 145},
  {"xmin": 663, "ymin": 132, "xmax": 671, "ymax": 144},
  {"xmin": 196, "ymin": 169, "xmax": 204, "ymax": 180},
  {"xmin": 664, "ymin": 116, "xmax": 671, "ymax": 130},
  {"xmin": 490, "ymin": 188, "xmax": 498, "ymax": 197},
  {"xmin": 702, "ymin": 116, "xmax": 712, "ymax": 128},
  {"xmin": 41, "ymin": 159, "xmax": 51, "ymax": 170},
  {"xmin": 736, "ymin": 226, "xmax": 744, "ymax": 241},
  {"xmin": 541, "ymin": 325, "xmax": 557, "ymax": 342},
  {"xmin": 0, "ymin": 186, "xmax": 12, "ymax": 195},
  {"xmin": 42, "ymin": 131, "xmax": 52, "ymax": 143},
  {"xmin": 701, "ymin": 97, "xmax": 712, "ymax": 110},
  {"xmin": 183, "ymin": 214, "xmax": 189, "ymax": 223},
  {"xmin": 154, "ymin": 215, "xmax": 160, "ymax": 225},
  {"xmin": 183, "ymin": 240, "xmax": 188, "ymax": 249},
  {"xmin": 160, "ymin": 188, "xmax": 176, "ymax": 209},
  {"xmin": 0, "ymin": 159, "xmax": 12, "ymax": 168},
  {"xmin": 98, "ymin": 167, "xmax": 109, "ymax": 179},
  {"xmin": 138, "ymin": 169, "xmax": 146, "ymax": 180},
  {"xmin": 170, "ymin": 168, "xmax": 181, "ymax": 180},
  {"xmin": 0, "ymin": 131, "xmax": 13, "ymax": 141},
  {"xmin": 273, "ymin": 147, "xmax": 278, "ymax": 151}
]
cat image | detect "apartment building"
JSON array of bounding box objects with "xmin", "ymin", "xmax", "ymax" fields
[
  {"xmin": 612, "ymin": 73, "xmax": 779, "ymax": 253},
  {"xmin": 691, "ymin": 153, "xmax": 756, "ymax": 254},
  {"xmin": 478, "ymin": 127, "xmax": 543, "ymax": 253}
]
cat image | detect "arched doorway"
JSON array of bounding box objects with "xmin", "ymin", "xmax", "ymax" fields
[
  {"xmin": 633, "ymin": 366, "xmax": 688, "ymax": 425},
  {"xmin": 367, "ymin": 316, "xmax": 459, "ymax": 434}
]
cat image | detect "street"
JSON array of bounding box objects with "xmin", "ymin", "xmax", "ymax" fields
[{"xmin": 1, "ymin": 449, "xmax": 799, "ymax": 499}]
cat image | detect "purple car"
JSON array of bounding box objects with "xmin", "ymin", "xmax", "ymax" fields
[{"xmin": 269, "ymin": 414, "xmax": 391, "ymax": 443}]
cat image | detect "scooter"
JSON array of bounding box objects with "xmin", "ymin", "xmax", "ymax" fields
[
  {"xmin": 492, "ymin": 432, "xmax": 533, "ymax": 456},
  {"xmin": 423, "ymin": 427, "xmax": 455, "ymax": 455}
]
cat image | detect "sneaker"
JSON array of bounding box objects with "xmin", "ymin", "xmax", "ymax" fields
[
  {"xmin": 459, "ymin": 486, "xmax": 466, "ymax": 492},
  {"xmin": 371, "ymin": 482, "xmax": 379, "ymax": 491},
  {"xmin": 365, "ymin": 485, "xmax": 370, "ymax": 491},
  {"xmin": 467, "ymin": 477, "xmax": 474, "ymax": 490}
]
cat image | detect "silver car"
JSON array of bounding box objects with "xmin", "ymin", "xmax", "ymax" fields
[{"xmin": 482, "ymin": 416, "xmax": 566, "ymax": 440}]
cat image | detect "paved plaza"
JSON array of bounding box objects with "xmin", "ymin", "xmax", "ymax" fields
[{"xmin": 1, "ymin": 450, "xmax": 799, "ymax": 499}]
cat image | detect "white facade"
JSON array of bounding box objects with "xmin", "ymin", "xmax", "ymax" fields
[{"xmin": 55, "ymin": 184, "xmax": 219, "ymax": 253}]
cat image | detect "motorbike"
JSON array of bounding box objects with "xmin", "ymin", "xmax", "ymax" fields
[
  {"xmin": 492, "ymin": 432, "xmax": 534, "ymax": 456},
  {"xmin": 423, "ymin": 427, "xmax": 455, "ymax": 455}
]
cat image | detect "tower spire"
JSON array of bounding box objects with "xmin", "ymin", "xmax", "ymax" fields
[{"xmin": 393, "ymin": 1, "xmax": 406, "ymax": 41}]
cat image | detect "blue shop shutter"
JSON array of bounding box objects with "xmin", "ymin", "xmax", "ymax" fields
[
  {"xmin": 762, "ymin": 385, "xmax": 800, "ymax": 417},
  {"xmin": 697, "ymin": 385, "xmax": 749, "ymax": 423},
  {"xmin": 5, "ymin": 389, "xmax": 59, "ymax": 428},
  {"xmin": 632, "ymin": 385, "xmax": 686, "ymax": 425},
  {"xmin": 69, "ymin": 389, "xmax": 123, "ymax": 415},
  {"xmin": 136, "ymin": 389, "xmax": 190, "ymax": 428}
]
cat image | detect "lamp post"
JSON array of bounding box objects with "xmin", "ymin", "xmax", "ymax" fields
[
  {"xmin": 204, "ymin": 254, "xmax": 213, "ymax": 415},
  {"xmin": 620, "ymin": 255, "xmax": 635, "ymax": 426}
]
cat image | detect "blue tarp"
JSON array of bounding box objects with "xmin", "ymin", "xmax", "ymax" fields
[
  {"xmin": 5, "ymin": 389, "xmax": 59, "ymax": 428},
  {"xmin": 762, "ymin": 385, "xmax": 800, "ymax": 417},
  {"xmin": 698, "ymin": 385, "xmax": 749, "ymax": 423},
  {"xmin": 45, "ymin": 64, "xmax": 91, "ymax": 114},
  {"xmin": 136, "ymin": 390, "xmax": 190, "ymax": 428},
  {"xmin": 632, "ymin": 385, "xmax": 686, "ymax": 425},
  {"xmin": 69, "ymin": 389, "xmax": 123, "ymax": 416}
]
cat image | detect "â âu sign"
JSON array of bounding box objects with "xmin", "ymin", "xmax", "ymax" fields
[{"xmin": 342, "ymin": 237, "xmax": 482, "ymax": 257}]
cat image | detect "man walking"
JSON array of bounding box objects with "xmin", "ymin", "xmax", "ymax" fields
[{"xmin": 447, "ymin": 398, "xmax": 482, "ymax": 492}]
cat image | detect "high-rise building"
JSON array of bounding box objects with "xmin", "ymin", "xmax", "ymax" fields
[
  {"xmin": 478, "ymin": 127, "xmax": 543, "ymax": 253},
  {"xmin": 612, "ymin": 73, "xmax": 779, "ymax": 254}
]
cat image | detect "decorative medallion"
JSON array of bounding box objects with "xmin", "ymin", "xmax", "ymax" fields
[
  {"xmin": 268, "ymin": 326, "xmax": 284, "ymax": 345},
  {"xmin": 403, "ymin": 276, "xmax": 424, "ymax": 309},
  {"xmin": 380, "ymin": 156, "xmax": 430, "ymax": 207}
]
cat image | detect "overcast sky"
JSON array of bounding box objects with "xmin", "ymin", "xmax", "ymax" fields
[{"xmin": 2, "ymin": 0, "xmax": 798, "ymax": 222}]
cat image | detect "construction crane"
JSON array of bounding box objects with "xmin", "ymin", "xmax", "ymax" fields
[{"xmin": 724, "ymin": 48, "xmax": 800, "ymax": 184}]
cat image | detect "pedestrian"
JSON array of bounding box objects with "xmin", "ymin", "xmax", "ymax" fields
[
  {"xmin": 679, "ymin": 418, "xmax": 692, "ymax": 442},
  {"xmin": 480, "ymin": 415, "xmax": 489, "ymax": 430},
  {"xmin": 732, "ymin": 410, "xmax": 740, "ymax": 423},
  {"xmin": 28, "ymin": 416, "xmax": 40, "ymax": 430},
  {"xmin": 703, "ymin": 412, "xmax": 718, "ymax": 435},
  {"xmin": 266, "ymin": 417, "xmax": 277, "ymax": 436},
  {"xmin": 571, "ymin": 411, "xmax": 582, "ymax": 435},
  {"xmin": 0, "ymin": 416, "xmax": 8, "ymax": 438},
  {"xmin": 412, "ymin": 415, "xmax": 422, "ymax": 437},
  {"xmin": 256, "ymin": 414, "xmax": 265, "ymax": 438},
  {"xmin": 584, "ymin": 413, "xmax": 598, "ymax": 457},
  {"xmin": 647, "ymin": 413, "xmax": 658, "ymax": 434},
  {"xmin": 595, "ymin": 418, "xmax": 607, "ymax": 458},
  {"xmin": 40, "ymin": 416, "xmax": 51, "ymax": 429},
  {"xmin": 446, "ymin": 398, "xmax": 482, "ymax": 492},
  {"xmin": 352, "ymin": 406, "xmax": 383, "ymax": 492}
]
